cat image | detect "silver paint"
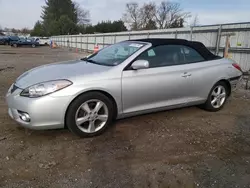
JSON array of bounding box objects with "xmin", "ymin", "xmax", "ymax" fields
[{"xmin": 6, "ymin": 42, "xmax": 242, "ymax": 130}]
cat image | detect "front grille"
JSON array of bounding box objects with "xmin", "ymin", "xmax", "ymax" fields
[{"xmin": 11, "ymin": 84, "xmax": 18, "ymax": 94}]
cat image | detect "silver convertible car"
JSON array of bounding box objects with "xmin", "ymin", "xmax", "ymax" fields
[{"xmin": 6, "ymin": 39, "xmax": 242, "ymax": 137}]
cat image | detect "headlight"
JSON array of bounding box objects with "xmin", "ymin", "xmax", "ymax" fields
[{"xmin": 20, "ymin": 80, "xmax": 72, "ymax": 98}]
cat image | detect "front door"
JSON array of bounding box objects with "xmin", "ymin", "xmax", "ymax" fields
[{"xmin": 122, "ymin": 45, "xmax": 192, "ymax": 114}]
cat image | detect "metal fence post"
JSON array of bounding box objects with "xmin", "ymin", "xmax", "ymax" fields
[
  {"xmin": 75, "ymin": 36, "xmax": 77, "ymax": 50},
  {"xmin": 103, "ymin": 34, "xmax": 105, "ymax": 48},
  {"xmin": 114, "ymin": 35, "xmax": 117, "ymax": 44},
  {"xmin": 76, "ymin": 36, "xmax": 78, "ymax": 50},
  {"xmin": 71, "ymin": 35, "xmax": 72, "ymax": 50},
  {"xmin": 80, "ymin": 35, "xmax": 83, "ymax": 51},
  {"xmin": 175, "ymin": 30, "xmax": 178, "ymax": 38},
  {"xmin": 86, "ymin": 34, "xmax": 89, "ymax": 53},
  {"xmin": 215, "ymin": 24, "xmax": 222, "ymax": 55},
  {"xmin": 190, "ymin": 26, "xmax": 193, "ymax": 41}
]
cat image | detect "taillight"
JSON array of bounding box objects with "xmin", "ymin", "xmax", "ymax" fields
[{"xmin": 232, "ymin": 63, "xmax": 242, "ymax": 72}]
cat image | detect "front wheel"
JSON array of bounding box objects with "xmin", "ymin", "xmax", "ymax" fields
[
  {"xmin": 32, "ymin": 44, "xmax": 36, "ymax": 48},
  {"xmin": 13, "ymin": 44, "xmax": 18, "ymax": 48},
  {"xmin": 203, "ymin": 81, "xmax": 229, "ymax": 112},
  {"xmin": 66, "ymin": 92, "xmax": 115, "ymax": 137}
]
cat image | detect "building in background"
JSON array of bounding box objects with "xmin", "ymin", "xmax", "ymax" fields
[{"xmin": 2, "ymin": 30, "xmax": 30, "ymax": 38}]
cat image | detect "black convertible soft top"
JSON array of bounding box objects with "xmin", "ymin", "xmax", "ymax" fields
[{"xmin": 129, "ymin": 38, "xmax": 220, "ymax": 61}]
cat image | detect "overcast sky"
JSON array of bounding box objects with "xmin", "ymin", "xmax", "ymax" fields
[{"xmin": 0, "ymin": 0, "xmax": 250, "ymax": 29}]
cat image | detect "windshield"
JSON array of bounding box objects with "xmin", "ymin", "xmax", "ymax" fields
[
  {"xmin": 28, "ymin": 37, "xmax": 37, "ymax": 42},
  {"xmin": 83, "ymin": 41, "xmax": 146, "ymax": 66},
  {"xmin": 9, "ymin": 36, "xmax": 19, "ymax": 40}
]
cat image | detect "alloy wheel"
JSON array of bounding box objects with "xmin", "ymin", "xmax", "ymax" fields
[
  {"xmin": 75, "ymin": 99, "xmax": 109, "ymax": 133},
  {"xmin": 210, "ymin": 85, "xmax": 226, "ymax": 108}
]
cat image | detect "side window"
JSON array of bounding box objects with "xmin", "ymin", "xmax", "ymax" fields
[
  {"xmin": 136, "ymin": 45, "xmax": 185, "ymax": 68},
  {"xmin": 181, "ymin": 46, "xmax": 205, "ymax": 63},
  {"xmin": 147, "ymin": 49, "xmax": 156, "ymax": 57}
]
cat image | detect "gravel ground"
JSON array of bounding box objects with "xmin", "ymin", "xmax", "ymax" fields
[{"xmin": 0, "ymin": 46, "xmax": 250, "ymax": 188}]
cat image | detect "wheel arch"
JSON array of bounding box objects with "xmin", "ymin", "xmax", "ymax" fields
[
  {"xmin": 206, "ymin": 78, "xmax": 232, "ymax": 100},
  {"xmin": 64, "ymin": 89, "xmax": 118, "ymax": 128},
  {"xmin": 217, "ymin": 79, "xmax": 232, "ymax": 97}
]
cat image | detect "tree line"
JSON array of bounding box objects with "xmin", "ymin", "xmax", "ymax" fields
[
  {"xmin": 28, "ymin": 0, "xmax": 192, "ymax": 37},
  {"xmin": 0, "ymin": 27, "xmax": 32, "ymax": 35},
  {"xmin": 123, "ymin": 2, "xmax": 191, "ymax": 30}
]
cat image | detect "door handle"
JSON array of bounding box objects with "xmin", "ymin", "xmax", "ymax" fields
[{"xmin": 182, "ymin": 72, "xmax": 192, "ymax": 77}]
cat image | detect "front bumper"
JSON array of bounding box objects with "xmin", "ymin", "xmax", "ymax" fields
[{"xmin": 6, "ymin": 88, "xmax": 72, "ymax": 130}]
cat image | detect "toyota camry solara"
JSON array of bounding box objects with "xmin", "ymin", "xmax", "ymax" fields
[{"xmin": 6, "ymin": 38, "xmax": 242, "ymax": 137}]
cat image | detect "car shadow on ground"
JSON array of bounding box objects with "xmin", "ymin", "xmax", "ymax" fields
[{"xmin": 13, "ymin": 105, "xmax": 202, "ymax": 139}]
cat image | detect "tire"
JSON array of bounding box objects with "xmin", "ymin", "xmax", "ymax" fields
[
  {"xmin": 13, "ymin": 44, "xmax": 18, "ymax": 48},
  {"xmin": 32, "ymin": 44, "xmax": 36, "ymax": 48},
  {"xmin": 66, "ymin": 92, "xmax": 115, "ymax": 137},
  {"xmin": 203, "ymin": 81, "xmax": 229, "ymax": 112}
]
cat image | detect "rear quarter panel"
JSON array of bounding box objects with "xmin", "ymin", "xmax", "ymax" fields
[{"xmin": 187, "ymin": 58, "xmax": 238, "ymax": 101}]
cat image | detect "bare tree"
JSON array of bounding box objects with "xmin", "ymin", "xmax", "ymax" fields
[
  {"xmin": 74, "ymin": 1, "xmax": 90, "ymax": 25},
  {"xmin": 140, "ymin": 2, "xmax": 157, "ymax": 30},
  {"xmin": 191, "ymin": 14, "xmax": 199, "ymax": 26},
  {"xmin": 11, "ymin": 28, "xmax": 18, "ymax": 33},
  {"xmin": 123, "ymin": 1, "xmax": 191, "ymax": 30},
  {"xmin": 154, "ymin": 1, "xmax": 170, "ymax": 29},
  {"xmin": 122, "ymin": 2, "xmax": 143, "ymax": 30},
  {"xmin": 155, "ymin": 1, "xmax": 190, "ymax": 29},
  {"xmin": 21, "ymin": 28, "xmax": 31, "ymax": 34}
]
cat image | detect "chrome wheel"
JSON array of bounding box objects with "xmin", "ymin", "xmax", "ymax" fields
[
  {"xmin": 211, "ymin": 85, "xmax": 226, "ymax": 109},
  {"xmin": 75, "ymin": 99, "xmax": 109, "ymax": 133}
]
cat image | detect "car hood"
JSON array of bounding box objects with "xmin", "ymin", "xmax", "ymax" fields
[{"xmin": 15, "ymin": 59, "xmax": 112, "ymax": 88}]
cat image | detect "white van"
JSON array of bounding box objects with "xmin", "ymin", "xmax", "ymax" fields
[
  {"xmin": 39, "ymin": 37, "xmax": 50, "ymax": 45},
  {"xmin": 32, "ymin": 37, "xmax": 50, "ymax": 46}
]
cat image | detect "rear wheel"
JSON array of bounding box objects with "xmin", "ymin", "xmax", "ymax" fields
[
  {"xmin": 203, "ymin": 81, "xmax": 229, "ymax": 112},
  {"xmin": 66, "ymin": 92, "xmax": 115, "ymax": 137},
  {"xmin": 13, "ymin": 44, "xmax": 17, "ymax": 48},
  {"xmin": 32, "ymin": 44, "xmax": 36, "ymax": 48}
]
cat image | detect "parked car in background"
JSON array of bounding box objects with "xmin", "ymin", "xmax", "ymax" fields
[
  {"xmin": 0, "ymin": 36, "xmax": 8, "ymax": 45},
  {"xmin": 31, "ymin": 37, "xmax": 50, "ymax": 46},
  {"xmin": 8, "ymin": 36, "xmax": 20, "ymax": 44},
  {"xmin": 6, "ymin": 39, "xmax": 242, "ymax": 138},
  {"xmin": 10, "ymin": 37, "xmax": 40, "ymax": 48},
  {"xmin": 39, "ymin": 37, "xmax": 50, "ymax": 46},
  {"xmin": 0, "ymin": 36, "xmax": 19, "ymax": 45}
]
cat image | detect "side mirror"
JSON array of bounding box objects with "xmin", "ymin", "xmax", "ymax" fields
[{"xmin": 131, "ymin": 60, "xmax": 149, "ymax": 70}]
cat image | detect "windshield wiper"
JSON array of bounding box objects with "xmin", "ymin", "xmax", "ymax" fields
[
  {"xmin": 84, "ymin": 59, "xmax": 98, "ymax": 64},
  {"xmin": 81, "ymin": 58, "xmax": 114, "ymax": 67}
]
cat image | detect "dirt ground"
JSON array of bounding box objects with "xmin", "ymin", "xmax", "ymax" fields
[{"xmin": 0, "ymin": 45, "xmax": 250, "ymax": 188}]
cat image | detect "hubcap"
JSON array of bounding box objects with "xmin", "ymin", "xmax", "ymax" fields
[
  {"xmin": 211, "ymin": 85, "xmax": 226, "ymax": 108},
  {"xmin": 75, "ymin": 99, "xmax": 108, "ymax": 133}
]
